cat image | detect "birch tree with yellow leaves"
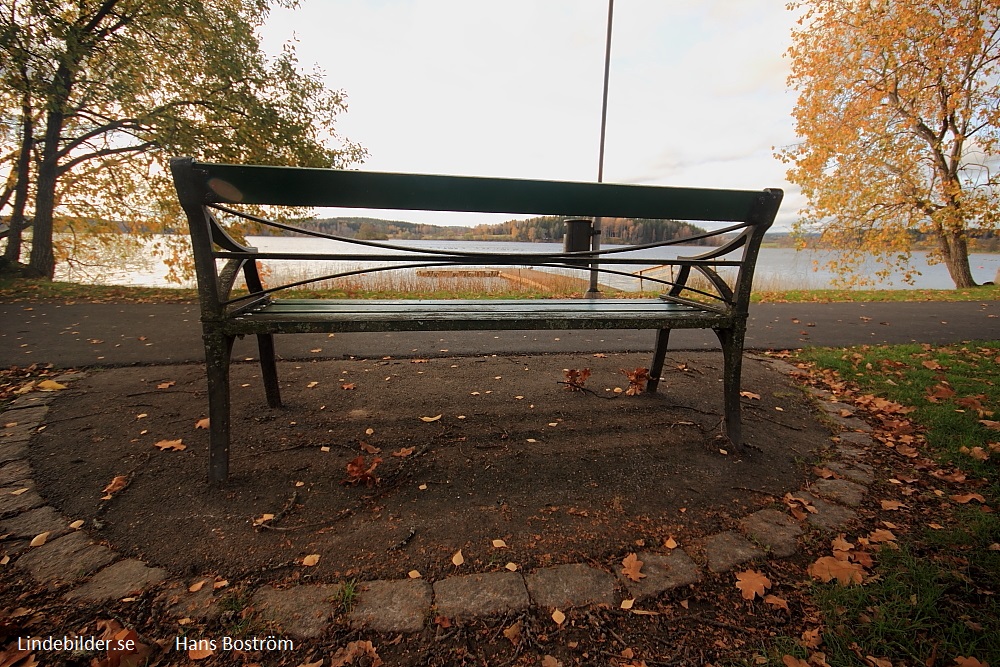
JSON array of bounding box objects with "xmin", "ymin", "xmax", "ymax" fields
[
  {"xmin": 0, "ymin": 0, "xmax": 365, "ymax": 280},
  {"xmin": 781, "ymin": 0, "xmax": 1000, "ymax": 288}
]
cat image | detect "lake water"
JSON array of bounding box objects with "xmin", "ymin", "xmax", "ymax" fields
[{"xmin": 55, "ymin": 234, "xmax": 1000, "ymax": 291}]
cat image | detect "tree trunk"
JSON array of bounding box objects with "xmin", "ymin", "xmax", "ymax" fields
[
  {"xmin": 3, "ymin": 98, "xmax": 34, "ymax": 265},
  {"xmin": 27, "ymin": 108, "xmax": 64, "ymax": 279},
  {"xmin": 939, "ymin": 230, "xmax": 977, "ymax": 288}
]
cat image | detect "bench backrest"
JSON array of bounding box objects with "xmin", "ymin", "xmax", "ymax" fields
[{"xmin": 170, "ymin": 157, "xmax": 782, "ymax": 319}]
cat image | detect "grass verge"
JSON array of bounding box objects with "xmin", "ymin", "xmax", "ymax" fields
[
  {"xmin": 792, "ymin": 341, "xmax": 1000, "ymax": 666},
  {"xmin": 2, "ymin": 276, "xmax": 999, "ymax": 304}
]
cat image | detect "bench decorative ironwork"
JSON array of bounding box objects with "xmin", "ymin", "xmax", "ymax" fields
[{"xmin": 170, "ymin": 157, "xmax": 782, "ymax": 483}]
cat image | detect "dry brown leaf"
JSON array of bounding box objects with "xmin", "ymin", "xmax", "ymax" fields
[
  {"xmin": 188, "ymin": 579, "xmax": 207, "ymax": 592},
  {"xmin": 341, "ymin": 383, "xmax": 356, "ymax": 390},
  {"xmin": 783, "ymin": 656, "xmax": 810, "ymax": 667},
  {"xmin": 253, "ymin": 513, "xmax": 275, "ymax": 526},
  {"xmin": 360, "ymin": 442, "xmax": 381, "ymax": 454},
  {"xmin": 979, "ymin": 419, "xmax": 1000, "ymax": 430},
  {"xmin": 541, "ymin": 656, "xmax": 563, "ymax": 667},
  {"xmin": 551, "ymin": 609, "xmax": 566, "ymax": 625},
  {"xmin": 451, "ymin": 549, "xmax": 464, "ymax": 566},
  {"xmin": 951, "ymin": 493, "xmax": 987, "ymax": 504},
  {"xmin": 502, "ymin": 620, "xmax": 522, "ymax": 645},
  {"xmin": 407, "ymin": 570, "xmax": 421, "ymax": 579},
  {"xmin": 621, "ymin": 368, "xmax": 650, "ymax": 395},
  {"xmin": 420, "ymin": 414, "xmax": 442, "ymax": 422},
  {"xmin": 194, "ymin": 418, "xmax": 210, "ymax": 430},
  {"xmin": 868, "ymin": 529, "xmax": 897, "ymax": 543},
  {"xmin": 329, "ymin": 641, "xmax": 382, "ymax": 667},
  {"xmin": 801, "ymin": 628, "xmax": 823, "ymax": 649},
  {"xmin": 664, "ymin": 536, "xmax": 678, "ymax": 549},
  {"xmin": 765, "ymin": 594, "xmax": 789, "ymax": 611},
  {"xmin": 213, "ymin": 579, "xmax": 228, "ymax": 589},
  {"xmin": 102, "ymin": 475, "xmax": 128, "ymax": 496},
  {"xmin": 69, "ymin": 519, "xmax": 85, "ymax": 529},
  {"xmin": 492, "ymin": 539, "xmax": 507, "ymax": 548},
  {"xmin": 37, "ymin": 379, "xmax": 67, "ymax": 391},
  {"xmin": 391, "ymin": 447, "xmax": 415, "ymax": 458},
  {"xmin": 735, "ymin": 569, "xmax": 771, "ymax": 600},
  {"xmin": 808, "ymin": 556, "xmax": 864, "ymax": 585},
  {"xmin": 954, "ymin": 657, "xmax": 990, "ymax": 667},
  {"xmin": 563, "ymin": 368, "xmax": 592, "ymax": 391},
  {"xmin": 156, "ymin": 381, "xmax": 175, "ymax": 389},
  {"xmin": 620, "ymin": 598, "xmax": 635, "ymax": 610},
  {"xmin": 306, "ymin": 381, "xmax": 319, "ymax": 389},
  {"xmin": 302, "ymin": 554, "xmax": 320, "ymax": 567},
  {"xmin": 342, "ymin": 456, "xmax": 381, "ymax": 487},
  {"xmin": 880, "ymin": 500, "xmax": 906, "ymax": 511},
  {"xmin": 153, "ymin": 439, "xmax": 186, "ymax": 451},
  {"xmin": 29, "ymin": 531, "xmax": 50, "ymax": 547},
  {"xmin": 740, "ymin": 390, "xmax": 762, "ymax": 400},
  {"xmin": 188, "ymin": 647, "xmax": 214, "ymax": 660},
  {"xmin": 621, "ymin": 553, "xmax": 646, "ymax": 582}
]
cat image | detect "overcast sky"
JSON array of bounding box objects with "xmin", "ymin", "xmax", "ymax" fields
[{"xmin": 261, "ymin": 0, "xmax": 803, "ymax": 229}]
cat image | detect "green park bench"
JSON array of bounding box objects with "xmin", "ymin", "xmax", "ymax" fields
[{"xmin": 170, "ymin": 157, "xmax": 782, "ymax": 483}]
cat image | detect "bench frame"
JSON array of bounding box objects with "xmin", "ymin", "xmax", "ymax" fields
[{"xmin": 170, "ymin": 157, "xmax": 782, "ymax": 483}]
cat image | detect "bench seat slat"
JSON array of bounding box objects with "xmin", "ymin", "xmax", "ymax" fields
[{"xmin": 224, "ymin": 298, "xmax": 732, "ymax": 334}]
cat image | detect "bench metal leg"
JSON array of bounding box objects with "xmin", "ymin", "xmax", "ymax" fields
[
  {"xmin": 204, "ymin": 331, "xmax": 235, "ymax": 484},
  {"xmin": 256, "ymin": 334, "xmax": 282, "ymax": 408},
  {"xmin": 647, "ymin": 328, "xmax": 671, "ymax": 393},
  {"xmin": 714, "ymin": 324, "xmax": 746, "ymax": 450}
]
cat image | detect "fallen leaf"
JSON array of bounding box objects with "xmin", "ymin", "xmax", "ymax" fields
[
  {"xmin": 979, "ymin": 419, "xmax": 1000, "ymax": 430},
  {"xmin": 800, "ymin": 628, "xmax": 823, "ymax": 649},
  {"xmin": 621, "ymin": 598, "xmax": 635, "ymax": 610},
  {"xmin": 664, "ymin": 536, "xmax": 678, "ymax": 549},
  {"xmin": 867, "ymin": 529, "xmax": 897, "ymax": 543},
  {"xmin": 0, "ymin": 555, "xmax": 9, "ymax": 565},
  {"xmin": 505, "ymin": 562, "xmax": 518, "ymax": 571},
  {"xmin": 29, "ymin": 531, "xmax": 50, "ymax": 547},
  {"xmin": 194, "ymin": 417, "xmax": 210, "ymax": 429},
  {"xmin": 542, "ymin": 656, "xmax": 562, "ymax": 667},
  {"xmin": 342, "ymin": 456, "xmax": 381, "ymax": 487},
  {"xmin": 880, "ymin": 500, "xmax": 906, "ymax": 511},
  {"xmin": 188, "ymin": 580, "xmax": 207, "ymax": 592},
  {"xmin": 492, "ymin": 539, "xmax": 507, "ymax": 548},
  {"xmin": 156, "ymin": 381, "xmax": 175, "ymax": 389},
  {"xmin": 621, "ymin": 553, "xmax": 646, "ymax": 582},
  {"xmin": 452, "ymin": 549, "xmax": 464, "ymax": 566},
  {"xmin": 740, "ymin": 391, "xmax": 762, "ymax": 400},
  {"xmin": 621, "ymin": 367, "xmax": 650, "ymax": 395},
  {"xmin": 391, "ymin": 447, "xmax": 415, "ymax": 458},
  {"xmin": 953, "ymin": 658, "xmax": 989, "ymax": 667},
  {"xmin": 329, "ymin": 641, "xmax": 382, "ymax": 667},
  {"xmin": 9, "ymin": 487, "xmax": 29, "ymax": 496},
  {"xmin": 420, "ymin": 414, "xmax": 442, "ymax": 422},
  {"xmin": 735, "ymin": 569, "xmax": 771, "ymax": 600},
  {"xmin": 341, "ymin": 383, "xmax": 355, "ymax": 390},
  {"xmin": 360, "ymin": 442, "xmax": 381, "ymax": 454},
  {"xmin": 921, "ymin": 360, "xmax": 943, "ymax": 370},
  {"xmin": 783, "ymin": 656, "xmax": 810, "ymax": 667},
  {"xmin": 808, "ymin": 556, "xmax": 865, "ymax": 585},
  {"xmin": 37, "ymin": 379, "xmax": 67, "ymax": 391},
  {"xmin": 69, "ymin": 519, "xmax": 84, "ymax": 529},
  {"xmin": 306, "ymin": 381, "xmax": 319, "ymax": 388},
  {"xmin": 408, "ymin": 570, "xmax": 421, "ymax": 579},
  {"xmin": 503, "ymin": 620, "xmax": 522, "ymax": 645},
  {"xmin": 102, "ymin": 475, "xmax": 128, "ymax": 496},
  {"xmin": 302, "ymin": 554, "xmax": 320, "ymax": 567},
  {"xmin": 950, "ymin": 493, "xmax": 987, "ymax": 504},
  {"xmin": 765, "ymin": 594, "xmax": 789, "ymax": 611},
  {"xmin": 551, "ymin": 609, "xmax": 566, "ymax": 625},
  {"xmin": 213, "ymin": 579, "xmax": 229, "ymax": 589},
  {"xmin": 153, "ymin": 439, "xmax": 186, "ymax": 451}
]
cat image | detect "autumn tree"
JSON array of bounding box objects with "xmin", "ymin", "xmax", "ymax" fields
[
  {"xmin": 780, "ymin": 0, "xmax": 1000, "ymax": 288},
  {"xmin": 0, "ymin": 0, "xmax": 365, "ymax": 279}
]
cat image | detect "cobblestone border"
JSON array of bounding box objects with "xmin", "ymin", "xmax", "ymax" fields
[{"xmin": 0, "ymin": 359, "xmax": 881, "ymax": 637}]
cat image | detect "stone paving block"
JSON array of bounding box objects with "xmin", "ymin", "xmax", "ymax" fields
[
  {"xmin": 0, "ymin": 440, "xmax": 29, "ymax": 466},
  {"xmin": 15, "ymin": 531, "xmax": 118, "ymax": 588},
  {"xmin": 827, "ymin": 414, "xmax": 872, "ymax": 432},
  {"xmin": 1, "ymin": 407, "xmax": 48, "ymax": 426},
  {"xmin": 809, "ymin": 478, "xmax": 866, "ymax": 507},
  {"xmin": 837, "ymin": 432, "xmax": 875, "ymax": 447},
  {"xmin": 6, "ymin": 395, "xmax": 56, "ymax": 409},
  {"xmin": 348, "ymin": 579, "xmax": 431, "ymax": 633},
  {"xmin": 825, "ymin": 461, "xmax": 875, "ymax": 485},
  {"xmin": 739, "ymin": 509, "xmax": 802, "ymax": 558},
  {"xmin": 0, "ymin": 460, "xmax": 30, "ymax": 487},
  {"xmin": 0, "ymin": 506, "xmax": 72, "ymax": 540},
  {"xmin": 160, "ymin": 580, "xmax": 223, "ymax": 621},
  {"xmin": 66, "ymin": 559, "xmax": 168, "ymax": 602},
  {"xmin": 252, "ymin": 584, "xmax": 341, "ymax": 639},
  {"xmin": 797, "ymin": 491, "xmax": 858, "ymax": 531},
  {"xmin": 701, "ymin": 531, "xmax": 764, "ymax": 573},
  {"xmin": 0, "ymin": 483, "xmax": 44, "ymax": 518},
  {"xmin": 433, "ymin": 571, "xmax": 529, "ymax": 620},
  {"xmin": 525, "ymin": 564, "xmax": 619, "ymax": 609},
  {"xmin": 616, "ymin": 551, "xmax": 701, "ymax": 601},
  {"xmin": 0, "ymin": 422, "xmax": 39, "ymax": 442}
]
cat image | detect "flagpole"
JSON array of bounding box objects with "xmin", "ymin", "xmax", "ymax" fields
[{"xmin": 588, "ymin": 0, "xmax": 613, "ymax": 296}]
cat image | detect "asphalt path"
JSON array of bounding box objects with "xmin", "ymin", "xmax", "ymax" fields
[{"xmin": 1, "ymin": 300, "xmax": 998, "ymax": 369}]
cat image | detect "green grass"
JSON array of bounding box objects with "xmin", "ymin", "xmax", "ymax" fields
[
  {"xmin": 2, "ymin": 276, "xmax": 999, "ymax": 304},
  {"xmin": 794, "ymin": 341, "xmax": 1000, "ymax": 666}
]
